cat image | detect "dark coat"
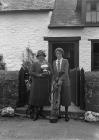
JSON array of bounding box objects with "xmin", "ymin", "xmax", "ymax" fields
[
  {"xmin": 53, "ymin": 59, "xmax": 71, "ymax": 106},
  {"xmin": 29, "ymin": 61, "xmax": 52, "ymax": 106}
]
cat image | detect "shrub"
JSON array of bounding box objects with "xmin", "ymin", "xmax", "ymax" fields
[
  {"xmin": 0, "ymin": 71, "xmax": 18, "ymax": 108},
  {"xmin": 85, "ymin": 71, "xmax": 99, "ymax": 112},
  {"xmin": 85, "ymin": 71, "xmax": 99, "ymax": 82},
  {"xmin": 0, "ymin": 54, "xmax": 6, "ymax": 70}
]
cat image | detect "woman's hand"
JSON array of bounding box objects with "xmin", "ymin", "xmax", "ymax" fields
[
  {"xmin": 58, "ymin": 80, "xmax": 62, "ymax": 86},
  {"xmin": 36, "ymin": 74, "xmax": 42, "ymax": 77}
]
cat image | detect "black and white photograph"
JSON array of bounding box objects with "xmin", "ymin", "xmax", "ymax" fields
[{"xmin": 0, "ymin": 0, "xmax": 99, "ymax": 140}]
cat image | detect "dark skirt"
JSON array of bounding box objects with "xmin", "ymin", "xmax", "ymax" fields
[
  {"xmin": 60, "ymin": 83, "xmax": 71, "ymax": 107},
  {"xmin": 29, "ymin": 76, "xmax": 51, "ymax": 106}
]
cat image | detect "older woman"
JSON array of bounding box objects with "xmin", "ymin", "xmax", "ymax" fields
[
  {"xmin": 50, "ymin": 48, "xmax": 71, "ymax": 123},
  {"xmin": 29, "ymin": 50, "xmax": 52, "ymax": 121}
]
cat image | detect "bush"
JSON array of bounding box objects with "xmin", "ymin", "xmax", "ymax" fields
[
  {"xmin": 85, "ymin": 71, "xmax": 99, "ymax": 112},
  {"xmin": 85, "ymin": 71, "xmax": 99, "ymax": 82},
  {"xmin": 0, "ymin": 70, "xmax": 18, "ymax": 108}
]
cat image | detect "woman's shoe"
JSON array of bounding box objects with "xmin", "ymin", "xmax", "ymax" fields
[
  {"xmin": 32, "ymin": 107, "xmax": 38, "ymax": 121},
  {"xmin": 49, "ymin": 116, "xmax": 58, "ymax": 123},
  {"xmin": 65, "ymin": 106, "xmax": 70, "ymax": 122},
  {"xmin": 30, "ymin": 111, "xmax": 34, "ymax": 119},
  {"xmin": 58, "ymin": 114, "xmax": 61, "ymax": 119},
  {"xmin": 33, "ymin": 113, "xmax": 38, "ymax": 121},
  {"xmin": 65, "ymin": 114, "xmax": 70, "ymax": 122},
  {"xmin": 50, "ymin": 118, "xmax": 58, "ymax": 123},
  {"xmin": 38, "ymin": 107, "xmax": 45, "ymax": 118},
  {"xmin": 39, "ymin": 112, "xmax": 46, "ymax": 118}
]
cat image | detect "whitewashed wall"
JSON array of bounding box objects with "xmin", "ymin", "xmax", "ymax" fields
[
  {"xmin": 0, "ymin": 12, "xmax": 51, "ymax": 71},
  {"xmin": 48, "ymin": 28, "xmax": 99, "ymax": 71},
  {"xmin": 0, "ymin": 11, "xmax": 99, "ymax": 72}
]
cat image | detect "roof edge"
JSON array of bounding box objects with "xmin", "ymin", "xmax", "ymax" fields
[
  {"xmin": 0, "ymin": 8, "xmax": 53, "ymax": 13},
  {"xmin": 48, "ymin": 25, "xmax": 84, "ymax": 29},
  {"xmin": 44, "ymin": 36, "xmax": 81, "ymax": 41}
]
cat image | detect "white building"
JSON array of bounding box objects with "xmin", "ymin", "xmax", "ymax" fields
[
  {"xmin": 0, "ymin": 0, "xmax": 99, "ymax": 72},
  {"xmin": 45, "ymin": 0, "xmax": 99, "ymax": 72},
  {"xmin": 0, "ymin": 0, "xmax": 54, "ymax": 70}
]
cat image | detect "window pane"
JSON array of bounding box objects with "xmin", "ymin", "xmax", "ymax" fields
[
  {"xmin": 91, "ymin": 1, "xmax": 96, "ymax": 11},
  {"xmin": 96, "ymin": 2, "xmax": 99, "ymax": 11},
  {"xmin": 92, "ymin": 42, "xmax": 99, "ymax": 70},
  {"xmin": 86, "ymin": 12, "xmax": 91, "ymax": 22},
  {"xmin": 94, "ymin": 43, "xmax": 99, "ymax": 69},
  {"xmin": 86, "ymin": 1, "xmax": 99, "ymax": 24},
  {"xmin": 92, "ymin": 11, "xmax": 97, "ymax": 23},
  {"xmin": 86, "ymin": 2, "xmax": 91, "ymax": 11}
]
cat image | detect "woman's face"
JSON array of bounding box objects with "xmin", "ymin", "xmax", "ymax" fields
[
  {"xmin": 38, "ymin": 55, "xmax": 45, "ymax": 62},
  {"xmin": 56, "ymin": 51, "xmax": 62, "ymax": 60}
]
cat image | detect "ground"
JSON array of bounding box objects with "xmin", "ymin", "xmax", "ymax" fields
[
  {"xmin": 0, "ymin": 116, "xmax": 99, "ymax": 140},
  {"xmin": 0, "ymin": 104, "xmax": 99, "ymax": 140}
]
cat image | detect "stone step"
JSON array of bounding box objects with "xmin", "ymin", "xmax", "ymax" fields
[{"xmin": 15, "ymin": 106, "xmax": 85, "ymax": 119}]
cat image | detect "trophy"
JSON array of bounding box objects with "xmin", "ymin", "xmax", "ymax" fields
[{"xmin": 41, "ymin": 64, "xmax": 50, "ymax": 76}]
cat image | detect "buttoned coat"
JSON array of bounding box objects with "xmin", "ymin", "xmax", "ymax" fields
[
  {"xmin": 29, "ymin": 61, "xmax": 52, "ymax": 106},
  {"xmin": 52, "ymin": 58, "xmax": 71, "ymax": 106}
]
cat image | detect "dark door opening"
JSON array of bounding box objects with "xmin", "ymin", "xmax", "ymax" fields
[
  {"xmin": 92, "ymin": 42, "xmax": 99, "ymax": 71},
  {"xmin": 44, "ymin": 37, "xmax": 80, "ymax": 106}
]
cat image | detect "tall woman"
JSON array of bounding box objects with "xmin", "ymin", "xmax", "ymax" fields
[
  {"xmin": 50, "ymin": 48, "xmax": 71, "ymax": 123},
  {"xmin": 29, "ymin": 50, "xmax": 52, "ymax": 121}
]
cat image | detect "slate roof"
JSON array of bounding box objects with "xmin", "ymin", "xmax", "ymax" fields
[
  {"xmin": 49, "ymin": 0, "xmax": 84, "ymax": 28},
  {"xmin": 0, "ymin": 0, "xmax": 55, "ymax": 11}
]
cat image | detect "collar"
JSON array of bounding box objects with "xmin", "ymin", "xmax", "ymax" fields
[{"xmin": 56, "ymin": 58, "xmax": 63, "ymax": 63}]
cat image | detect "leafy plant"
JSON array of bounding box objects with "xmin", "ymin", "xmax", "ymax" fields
[
  {"xmin": 0, "ymin": 54, "xmax": 6, "ymax": 70},
  {"xmin": 22, "ymin": 47, "xmax": 36, "ymax": 71}
]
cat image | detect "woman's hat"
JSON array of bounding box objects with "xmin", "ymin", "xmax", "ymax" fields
[
  {"xmin": 55, "ymin": 48, "xmax": 64, "ymax": 56},
  {"xmin": 36, "ymin": 50, "xmax": 46, "ymax": 57}
]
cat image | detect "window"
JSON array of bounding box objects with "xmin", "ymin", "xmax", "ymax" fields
[
  {"xmin": 86, "ymin": 0, "xmax": 99, "ymax": 24},
  {"xmin": 91, "ymin": 41, "xmax": 99, "ymax": 71}
]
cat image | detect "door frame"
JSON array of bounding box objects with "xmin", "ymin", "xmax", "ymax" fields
[
  {"xmin": 44, "ymin": 36, "xmax": 81, "ymax": 68},
  {"xmin": 91, "ymin": 39, "xmax": 99, "ymax": 71},
  {"xmin": 44, "ymin": 36, "xmax": 81, "ymax": 105}
]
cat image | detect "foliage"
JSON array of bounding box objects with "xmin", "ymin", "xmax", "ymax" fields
[
  {"xmin": 0, "ymin": 48, "xmax": 36, "ymax": 108},
  {"xmin": 85, "ymin": 71, "xmax": 99, "ymax": 82},
  {"xmin": 0, "ymin": 54, "xmax": 6, "ymax": 70},
  {"xmin": 22, "ymin": 47, "xmax": 36, "ymax": 72},
  {"xmin": 85, "ymin": 71, "xmax": 99, "ymax": 112},
  {"xmin": 0, "ymin": 71, "xmax": 18, "ymax": 108}
]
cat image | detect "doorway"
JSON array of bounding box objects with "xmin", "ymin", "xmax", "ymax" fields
[{"xmin": 44, "ymin": 36, "xmax": 81, "ymax": 105}]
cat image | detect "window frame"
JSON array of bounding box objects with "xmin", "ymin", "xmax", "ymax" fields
[
  {"xmin": 86, "ymin": 0, "xmax": 99, "ymax": 26},
  {"xmin": 91, "ymin": 40, "xmax": 99, "ymax": 71}
]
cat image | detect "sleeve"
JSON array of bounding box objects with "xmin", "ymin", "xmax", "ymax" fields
[
  {"xmin": 18, "ymin": 67, "xmax": 25, "ymax": 84},
  {"xmin": 48, "ymin": 62, "xmax": 53, "ymax": 80},
  {"xmin": 30, "ymin": 63, "xmax": 37, "ymax": 77},
  {"xmin": 52, "ymin": 61, "xmax": 56, "ymax": 81}
]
